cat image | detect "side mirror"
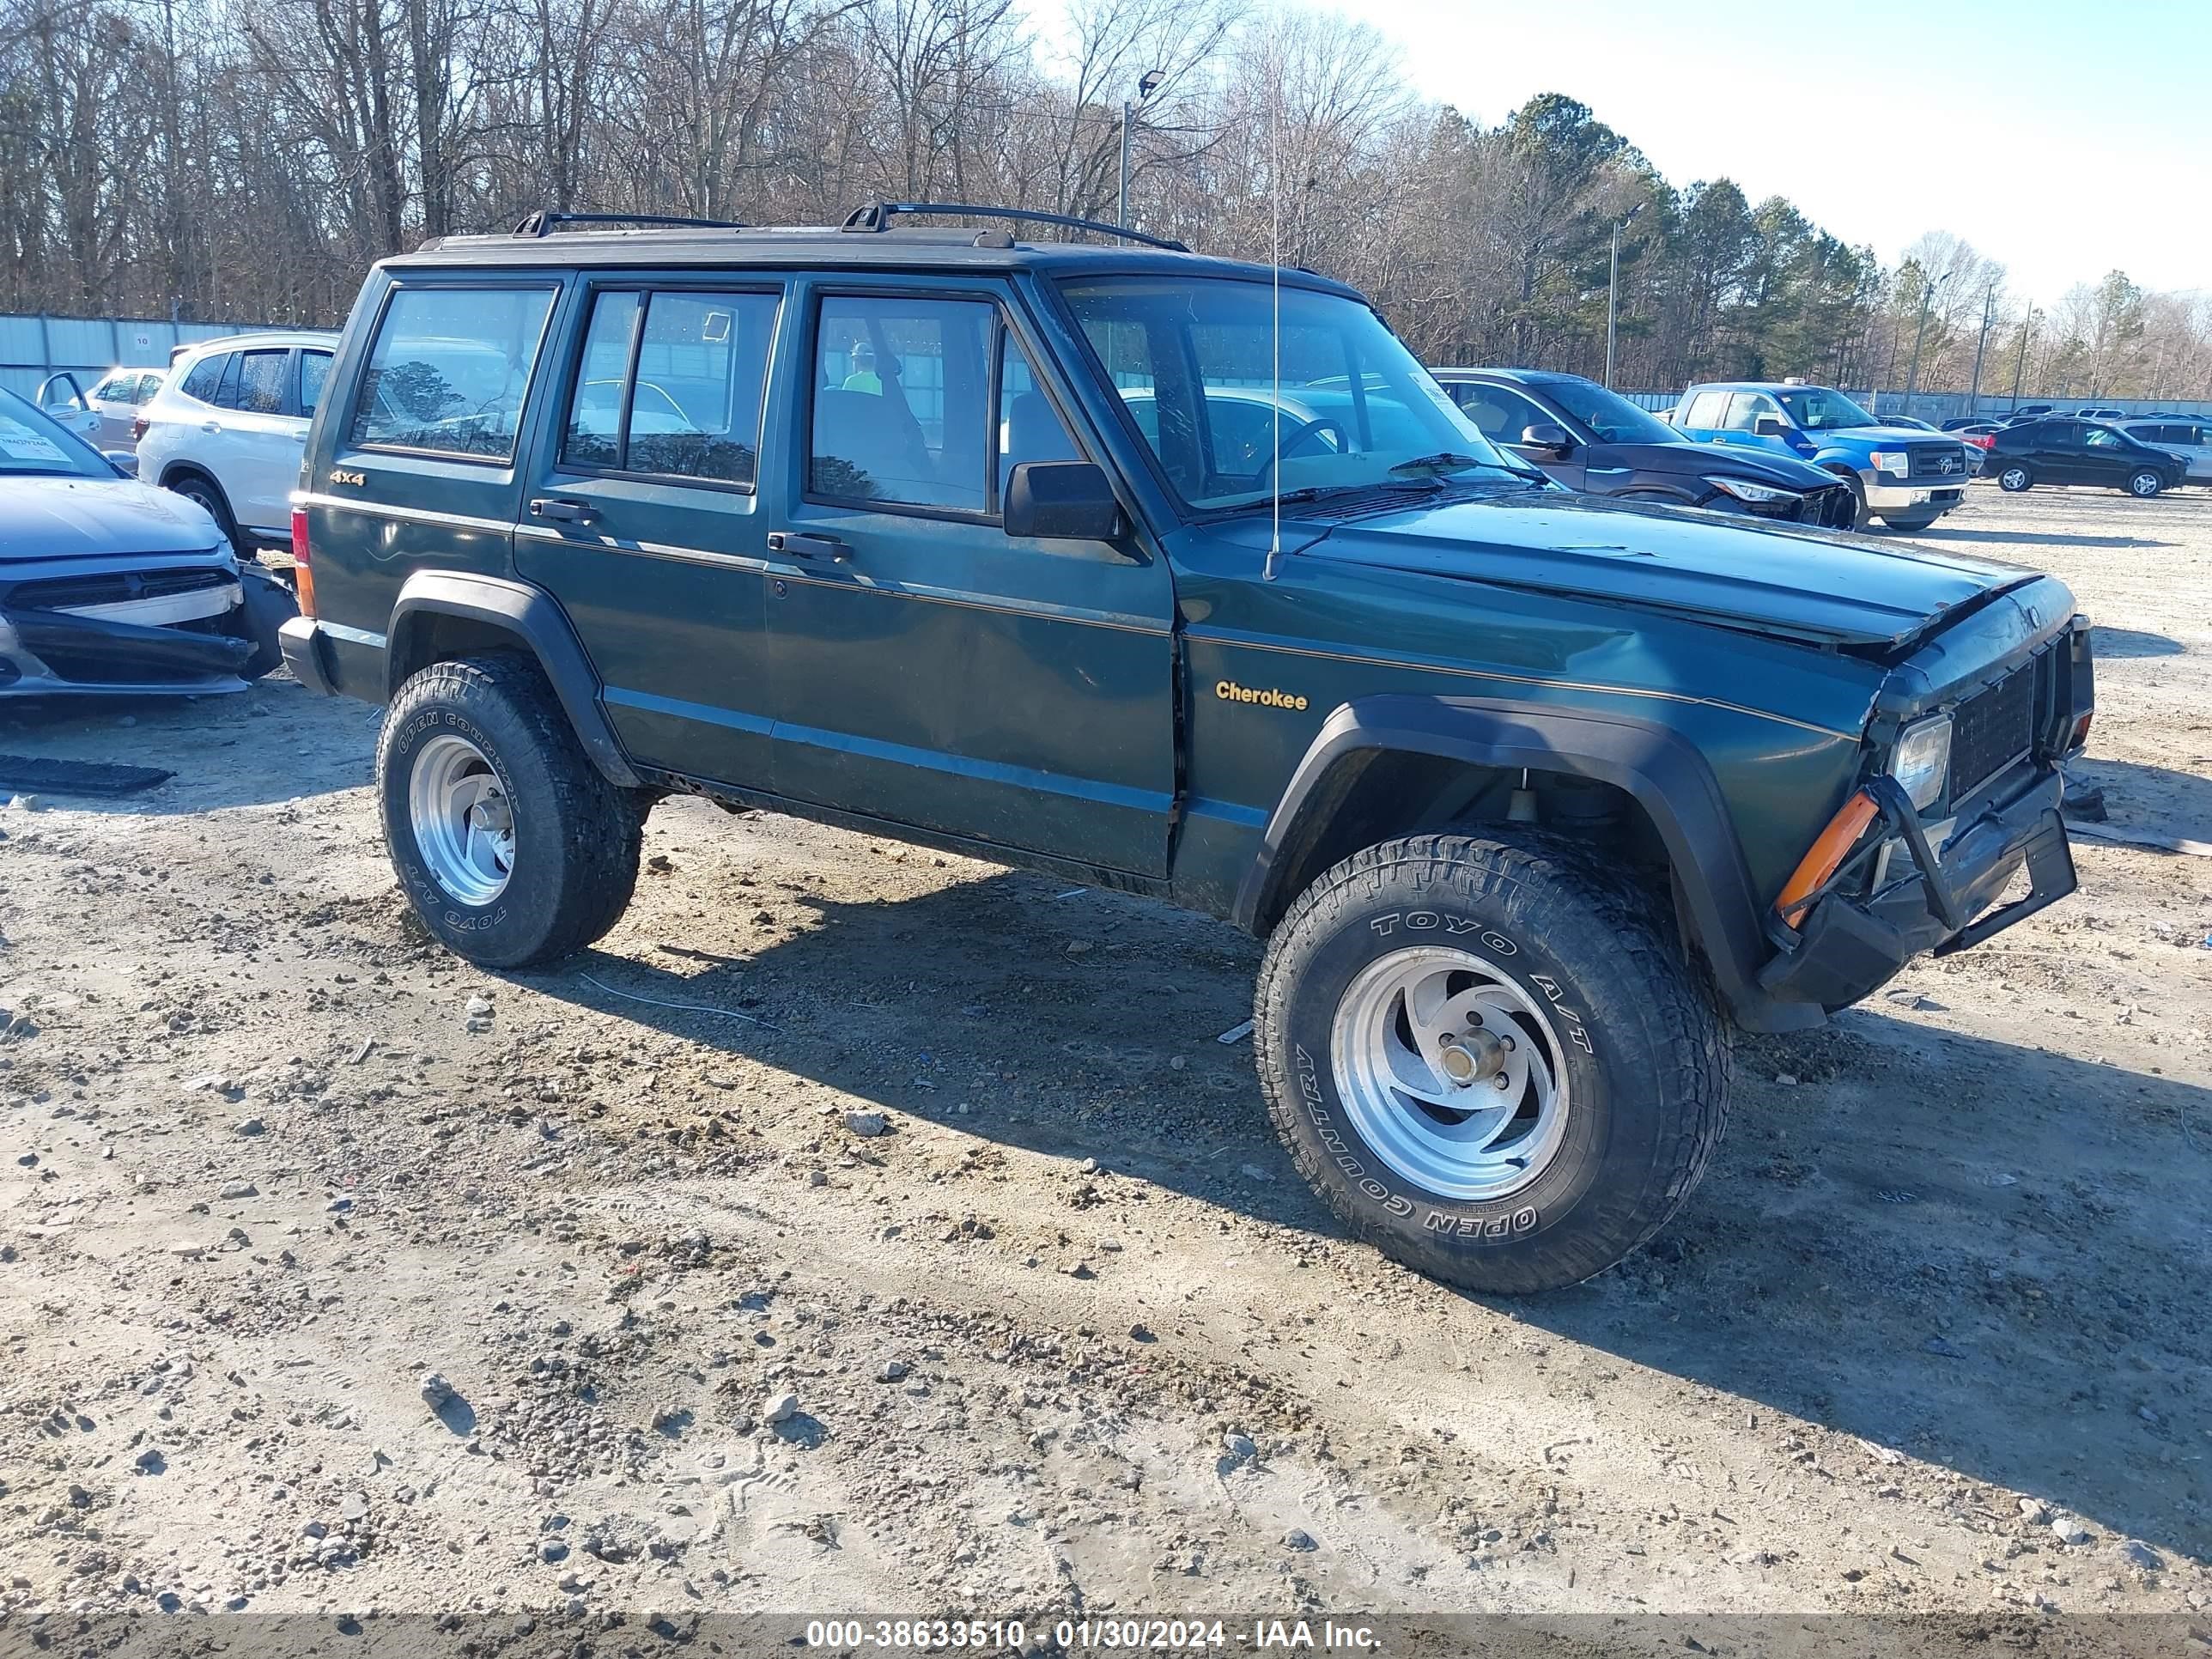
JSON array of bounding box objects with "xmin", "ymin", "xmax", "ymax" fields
[
  {"xmin": 1753, "ymin": 415, "xmax": 1788, "ymax": 437},
  {"xmin": 1517, "ymin": 422, "xmax": 1574, "ymax": 459},
  {"xmin": 1005, "ymin": 460, "xmax": 1123, "ymax": 541},
  {"xmin": 103, "ymin": 449, "xmax": 140, "ymax": 477}
]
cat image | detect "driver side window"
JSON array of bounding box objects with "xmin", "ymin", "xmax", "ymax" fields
[{"xmin": 1458, "ymin": 385, "xmax": 1550, "ymax": 445}]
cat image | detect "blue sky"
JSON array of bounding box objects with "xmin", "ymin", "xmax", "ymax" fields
[{"xmin": 1055, "ymin": 0, "xmax": 2212, "ymax": 305}]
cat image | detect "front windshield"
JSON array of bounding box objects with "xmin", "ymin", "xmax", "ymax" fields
[
  {"xmin": 1540, "ymin": 377, "xmax": 1679, "ymax": 446},
  {"xmin": 0, "ymin": 389, "xmax": 106, "ymax": 478},
  {"xmin": 1777, "ymin": 387, "xmax": 1878, "ymax": 432},
  {"xmin": 1057, "ymin": 278, "xmax": 1519, "ymax": 511}
]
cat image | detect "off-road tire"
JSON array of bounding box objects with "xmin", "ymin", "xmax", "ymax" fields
[
  {"xmin": 1253, "ymin": 833, "xmax": 1731, "ymax": 1295},
  {"xmin": 377, "ymin": 653, "xmax": 641, "ymax": 967},
  {"xmin": 1996, "ymin": 463, "xmax": 2034, "ymax": 493}
]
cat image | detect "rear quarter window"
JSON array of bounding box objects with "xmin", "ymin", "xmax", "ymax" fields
[
  {"xmin": 179, "ymin": 353, "xmax": 228, "ymax": 404},
  {"xmin": 349, "ymin": 285, "xmax": 559, "ymax": 461}
]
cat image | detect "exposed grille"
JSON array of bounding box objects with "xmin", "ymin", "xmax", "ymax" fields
[
  {"xmin": 3, "ymin": 567, "xmax": 234, "ymax": 611},
  {"xmin": 1910, "ymin": 444, "xmax": 1972, "ymax": 481},
  {"xmin": 1949, "ymin": 664, "xmax": 2037, "ymax": 799}
]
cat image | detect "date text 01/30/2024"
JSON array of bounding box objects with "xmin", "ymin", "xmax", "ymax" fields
[{"xmin": 800, "ymin": 1618, "xmax": 1381, "ymax": 1650}]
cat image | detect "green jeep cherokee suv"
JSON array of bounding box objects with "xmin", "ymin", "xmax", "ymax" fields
[{"xmin": 280, "ymin": 204, "xmax": 2093, "ymax": 1295}]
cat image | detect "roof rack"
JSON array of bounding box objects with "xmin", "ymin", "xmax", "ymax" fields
[
  {"xmin": 512, "ymin": 210, "xmax": 744, "ymax": 238},
  {"xmin": 840, "ymin": 201, "xmax": 1188, "ymax": 253}
]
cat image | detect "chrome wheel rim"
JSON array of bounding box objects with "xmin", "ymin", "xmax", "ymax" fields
[
  {"xmin": 1330, "ymin": 945, "xmax": 1571, "ymax": 1200},
  {"xmin": 408, "ymin": 733, "xmax": 514, "ymax": 905},
  {"xmin": 2130, "ymin": 472, "xmax": 2158, "ymax": 496}
]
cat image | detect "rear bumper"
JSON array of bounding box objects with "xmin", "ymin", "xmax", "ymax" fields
[
  {"xmin": 1757, "ymin": 767, "xmax": 2076, "ymax": 1011},
  {"xmin": 279, "ymin": 616, "xmax": 384, "ymax": 700}
]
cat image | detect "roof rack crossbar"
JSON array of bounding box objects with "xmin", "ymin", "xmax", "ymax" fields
[
  {"xmin": 513, "ymin": 210, "xmax": 744, "ymax": 238},
  {"xmin": 840, "ymin": 201, "xmax": 1188, "ymax": 253}
]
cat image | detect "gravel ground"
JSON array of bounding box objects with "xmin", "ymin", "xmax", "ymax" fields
[{"xmin": 1, "ymin": 482, "xmax": 2208, "ymax": 1637}]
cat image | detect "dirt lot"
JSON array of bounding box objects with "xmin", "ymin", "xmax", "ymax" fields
[{"xmin": 2, "ymin": 483, "xmax": 2209, "ymax": 1637}]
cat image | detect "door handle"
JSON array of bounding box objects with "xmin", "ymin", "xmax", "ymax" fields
[
  {"xmin": 768, "ymin": 531, "xmax": 849, "ymax": 562},
  {"xmin": 201, "ymin": 421, "xmax": 221, "ymax": 434},
  {"xmin": 529, "ymin": 497, "xmax": 599, "ymax": 526}
]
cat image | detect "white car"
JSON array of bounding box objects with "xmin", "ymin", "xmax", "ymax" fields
[
  {"xmin": 82, "ymin": 366, "xmax": 167, "ymax": 449},
  {"xmin": 2116, "ymin": 418, "xmax": 2210, "ymax": 484},
  {"xmin": 135, "ymin": 330, "xmax": 340, "ymax": 552}
]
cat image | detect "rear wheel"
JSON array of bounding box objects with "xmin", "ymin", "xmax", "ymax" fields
[
  {"xmin": 167, "ymin": 471, "xmax": 246, "ymax": 552},
  {"xmin": 377, "ymin": 654, "xmax": 642, "ymax": 967},
  {"xmin": 2125, "ymin": 469, "xmax": 2164, "ymax": 498},
  {"xmin": 1253, "ymin": 833, "xmax": 1731, "ymax": 1295},
  {"xmin": 1996, "ymin": 463, "xmax": 2034, "ymax": 493}
]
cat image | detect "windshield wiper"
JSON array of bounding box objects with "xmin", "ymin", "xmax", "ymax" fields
[
  {"xmin": 1389, "ymin": 451, "xmax": 1550, "ymax": 484},
  {"xmin": 1273, "ymin": 475, "xmax": 1444, "ymax": 508}
]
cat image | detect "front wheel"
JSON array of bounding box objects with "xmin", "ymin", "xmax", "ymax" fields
[
  {"xmin": 377, "ymin": 654, "xmax": 642, "ymax": 967},
  {"xmin": 1878, "ymin": 513, "xmax": 1942, "ymax": 532},
  {"xmin": 1996, "ymin": 464, "xmax": 2034, "ymax": 493},
  {"xmin": 2126, "ymin": 469, "xmax": 2164, "ymax": 499},
  {"xmin": 1253, "ymin": 834, "xmax": 1731, "ymax": 1295}
]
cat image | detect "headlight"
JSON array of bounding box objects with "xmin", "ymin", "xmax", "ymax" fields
[
  {"xmin": 1869, "ymin": 450, "xmax": 1911, "ymax": 477},
  {"xmin": 1889, "ymin": 714, "xmax": 1953, "ymax": 811},
  {"xmin": 1705, "ymin": 475, "xmax": 1802, "ymax": 505}
]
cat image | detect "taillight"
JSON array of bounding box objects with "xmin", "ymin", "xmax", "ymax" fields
[
  {"xmin": 132, "ymin": 415, "xmax": 149, "ymax": 442},
  {"xmin": 289, "ymin": 507, "xmax": 317, "ymax": 618},
  {"xmin": 1966, "ymin": 433, "xmax": 1994, "ymax": 449}
]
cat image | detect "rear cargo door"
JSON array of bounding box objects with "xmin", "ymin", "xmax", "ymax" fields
[{"xmin": 304, "ymin": 276, "xmax": 565, "ymax": 659}]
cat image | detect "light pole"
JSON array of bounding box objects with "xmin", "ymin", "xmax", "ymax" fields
[
  {"xmin": 1903, "ymin": 266, "xmax": 1954, "ymax": 406},
  {"xmin": 2008, "ymin": 307, "xmax": 2039, "ymax": 411},
  {"xmin": 1603, "ymin": 203, "xmax": 1644, "ymax": 389},
  {"xmin": 1118, "ymin": 69, "xmax": 1166, "ymax": 230},
  {"xmin": 1964, "ymin": 283, "xmax": 1996, "ymax": 420}
]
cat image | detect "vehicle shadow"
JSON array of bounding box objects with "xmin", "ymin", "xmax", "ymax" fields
[
  {"xmin": 520, "ymin": 868, "xmax": 2212, "ymax": 1564},
  {"xmin": 0, "ymin": 677, "xmax": 372, "ymax": 813},
  {"xmin": 2065, "ymin": 755, "xmax": 2212, "ymax": 839},
  {"xmin": 2087, "ymin": 625, "xmax": 2184, "ymax": 659}
]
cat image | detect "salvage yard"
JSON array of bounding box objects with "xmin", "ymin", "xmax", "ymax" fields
[{"xmin": 1, "ymin": 483, "xmax": 2209, "ymax": 1628}]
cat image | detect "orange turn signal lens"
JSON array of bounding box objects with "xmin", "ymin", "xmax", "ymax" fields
[{"xmin": 1776, "ymin": 789, "xmax": 1879, "ymax": 929}]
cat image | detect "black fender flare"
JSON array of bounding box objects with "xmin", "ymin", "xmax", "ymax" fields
[
  {"xmin": 1234, "ymin": 694, "xmax": 1818, "ymax": 1033},
  {"xmin": 386, "ymin": 570, "xmax": 641, "ymax": 789}
]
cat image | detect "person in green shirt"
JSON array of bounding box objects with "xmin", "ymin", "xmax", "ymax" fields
[{"xmin": 841, "ymin": 341, "xmax": 882, "ymax": 395}]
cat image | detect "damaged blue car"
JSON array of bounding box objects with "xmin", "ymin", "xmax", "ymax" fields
[{"xmin": 0, "ymin": 386, "xmax": 293, "ymax": 698}]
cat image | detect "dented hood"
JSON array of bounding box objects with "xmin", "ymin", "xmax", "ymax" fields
[{"xmin": 1304, "ymin": 489, "xmax": 2036, "ymax": 650}]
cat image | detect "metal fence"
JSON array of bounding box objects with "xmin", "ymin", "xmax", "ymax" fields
[{"xmin": 0, "ymin": 312, "xmax": 285, "ymax": 398}]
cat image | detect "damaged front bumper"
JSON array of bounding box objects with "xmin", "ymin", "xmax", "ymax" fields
[
  {"xmin": 0, "ymin": 585, "xmax": 252, "ymax": 696},
  {"xmin": 1758, "ymin": 766, "xmax": 2078, "ymax": 1012}
]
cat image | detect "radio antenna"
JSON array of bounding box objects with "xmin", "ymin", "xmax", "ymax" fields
[{"xmin": 1262, "ymin": 2, "xmax": 1285, "ymax": 582}]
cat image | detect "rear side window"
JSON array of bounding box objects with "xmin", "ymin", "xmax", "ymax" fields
[
  {"xmin": 350, "ymin": 285, "xmax": 558, "ymax": 461},
  {"xmin": 1682, "ymin": 390, "xmax": 1729, "ymax": 428},
  {"xmin": 234, "ymin": 349, "xmax": 290, "ymax": 415},
  {"xmin": 180, "ymin": 352, "xmax": 229, "ymax": 404},
  {"xmin": 300, "ymin": 351, "xmax": 332, "ymax": 417},
  {"xmin": 562, "ymin": 289, "xmax": 779, "ymax": 486}
]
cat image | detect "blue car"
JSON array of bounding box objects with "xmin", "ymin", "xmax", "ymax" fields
[
  {"xmin": 1668, "ymin": 380, "xmax": 1978, "ymax": 531},
  {"xmin": 0, "ymin": 387, "xmax": 292, "ymax": 698}
]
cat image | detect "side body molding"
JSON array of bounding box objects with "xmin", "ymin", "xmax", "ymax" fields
[
  {"xmin": 387, "ymin": 570, "xmax": 642, "ymax": 789},
  {"xmin": 1233, "ymin": 694, "xmax": 1819, "ymax": 1034}
]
